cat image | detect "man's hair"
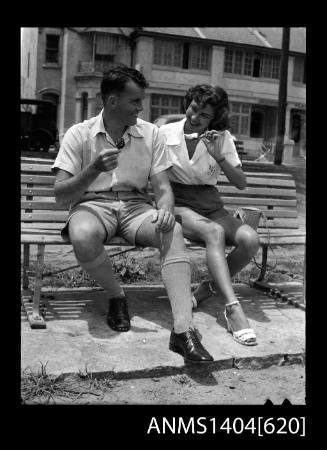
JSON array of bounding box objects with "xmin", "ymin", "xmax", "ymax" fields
[
  {"xmin": 100, "ymin": 65, "xmax": 148, "ymax": 103},
  {"xmin": 183, "ymin": 84, "xmax": 230, "ymax": 130}
]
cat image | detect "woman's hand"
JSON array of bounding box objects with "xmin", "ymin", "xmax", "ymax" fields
[{"xmin": 200, "ymin": 130, "xmax": 226, "ymax": 160}]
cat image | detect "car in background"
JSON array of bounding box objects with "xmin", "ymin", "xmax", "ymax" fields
[
  {"xmin": 153, "ymin": 114, "xmax": 185, "ymax": 128},
  {"xmin": 21, "ymin": 99, "xmax": 59, "ymax": 152}
]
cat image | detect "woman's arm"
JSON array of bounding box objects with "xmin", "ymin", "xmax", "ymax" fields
[{"xmin": 201, "ymin": 130, "xmax": 247, "ymax": 190}]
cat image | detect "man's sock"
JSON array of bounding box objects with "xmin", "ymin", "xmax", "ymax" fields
[
  {"xmin": 77, "ymin": 250, "xmax": 124, "ymax": 299},
  {"xmin": 161, "ymin": 252, "xmax": 193, "ymax": 334}
]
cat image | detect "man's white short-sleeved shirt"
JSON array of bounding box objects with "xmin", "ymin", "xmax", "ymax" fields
[
  {"xmin": 159, "ymin": 118, "xmax": 241, "ymax": 185},
  {"xmin": 52, "ymin": 112, "xmax": 172, "ymax": 193}
]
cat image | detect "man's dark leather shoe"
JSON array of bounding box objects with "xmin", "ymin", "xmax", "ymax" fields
[
  {"xmin": 106, "ymin": 295, "xmax": 130, "ymax": 332},
  {"xmin": 169, "ymin": 328, "xmax": 214, "ymax": 363}
]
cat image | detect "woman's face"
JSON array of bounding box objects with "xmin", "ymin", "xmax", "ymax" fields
[{"xmin": 184, "ymin": 100, "xmax": 215, "ymax": 134}]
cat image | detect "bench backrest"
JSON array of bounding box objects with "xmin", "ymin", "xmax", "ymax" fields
[{"xmin": 21, "ymin": 157, "xmax": 299, "ymax": 235}]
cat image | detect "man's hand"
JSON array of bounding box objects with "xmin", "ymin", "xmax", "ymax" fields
[
  {"xmin": 151, "ymin": 208, "xmax": 175, "ymax": 233},
  {"xmin": 200, "ymin": 130, "xmax": 226, "ymax": 160},
  {"xmin": 92, "ymin": 148, "xmax": 121, "ymax": 172}
]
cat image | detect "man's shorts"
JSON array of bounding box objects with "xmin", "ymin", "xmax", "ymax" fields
[{"xmin": 61, "ymin": 192, "xmax": 156, "ymax": 245}]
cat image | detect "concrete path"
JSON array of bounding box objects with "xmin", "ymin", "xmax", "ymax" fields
[{"xmin": 21, "ymin": 283, "xmax": 305, "ymax": 378}]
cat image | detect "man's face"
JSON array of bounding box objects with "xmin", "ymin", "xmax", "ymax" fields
[
  {"xmin": 184, "ymin": 100, "xmax": 215, "ymax": 134},
  {"xmin": 108, "ymin": 80, "xmax": 145, "ymax": 126}
]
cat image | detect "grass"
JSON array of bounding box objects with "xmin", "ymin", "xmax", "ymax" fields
[
  {"xmin": 22, "ymin": 244, "xmax": 305, "ymax": 290},
  {"xmin": 21, "ymin": 362, "xmax": 116, "ymax": 404}
]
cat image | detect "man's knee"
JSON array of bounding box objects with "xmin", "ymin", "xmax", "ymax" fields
[{"xmin": 69, "ymin": 216, "xmax": 106, "ymax": 260}]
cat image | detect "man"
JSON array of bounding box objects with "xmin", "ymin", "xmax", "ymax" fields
[{"xmin": 52, "ymin": 65, "xmax": 213, "ymax": 363}]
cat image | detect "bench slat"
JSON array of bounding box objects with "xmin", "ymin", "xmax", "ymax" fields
[
  {"xmin": 257, "ymin": 235, "xmax": 305, "ymax": 245},
  {"xmin": 22, "ymin": 223, "xmax": 63, "ymax": 230},
  {"xmin": 21, "ymin": 174, "xmax": 55, "ymax": 185},
  {"xmin": 258, "ymin": 219, "xmax": 298, "ymax": 228},
  {"xmin": 21, "ymin": 231, "xmax": 305, "ymax": 247},
  {"xmin": 244, "ymin": 173, "xmax": 292, "ymax": 179},
  {"xmin": 223, "ymin": 197, "xmax": 297, "ymax": 207},
  {"xmin": 21, "ymin": 187, "xmax": 55, "ymax": 197},
  {"xmin": 219, "ymin": 176, "xmax": 295, "ymax": 188},
  {"xmin": 20, "ymin": 203, "xmax": 298, "ymax": 219},
  {"xmin": 218, "ymin": 186, "xmax": 296, "ymax": 197},
  {"xmin": 21, "ymin": 201, "xmax": 67, "ymax": 211},
  {"xmin": 22, "ymin": 212, "xmax": 68, "ymax": 222},
  {"xmin": 21, "ymin": 164, "xmax": 54, "ymax": 173},
  {"xmin": 21, "ymin": 233, "xmax": 131, "ymax": 245},
  {"xmin": 21, "ymin": 157, "xmax": 55, "ymax": 165}
]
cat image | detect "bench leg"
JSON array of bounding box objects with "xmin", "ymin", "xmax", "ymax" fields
[
  {"xmin": 257, "ymin": 244, "xmax": 268, "ymax": 282},
  {"xmin": 22, "ymin": 244, "xmax": 46, "ymax": 329},
  {"xmin": 249, "ymin": 244, "xmax": 270, "ymax": 292},
  {"xmin": 22, "ymin": 244, "xmax": 30, "ymax": 289}
]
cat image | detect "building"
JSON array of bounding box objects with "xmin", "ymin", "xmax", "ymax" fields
[{"xmin": 21, "ymin": 27, "xmax": 306, "ymax": 158}]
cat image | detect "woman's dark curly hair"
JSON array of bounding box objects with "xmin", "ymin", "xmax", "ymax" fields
[{"xmin": 183, "ymin": 84, "xmax": 230, "ymax": 131}]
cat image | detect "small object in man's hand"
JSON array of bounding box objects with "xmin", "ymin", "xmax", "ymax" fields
[{"xmin": 115, "ymin": 138, "xmax": 125, "ymax": 149}]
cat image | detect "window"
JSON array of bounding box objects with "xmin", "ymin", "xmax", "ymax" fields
[
  {"xmin": 45, "ymin": 34, "xmax": 60, "ymax": 63},
  {"xmin": 94, "ymin": 34, "xmax": 118, "ymax": 73},
  {"xmin": 293, "ymin": 56, "xmax": 306, "ymax": 84},
  {"xmin": 189, "ymin": 44, "xmax": 210, "ymax": 70},
  {"xmin": 244, "ymin": 52, "xmax": 253, "ymax": 76},
  {"xmin": 81, "ymin": 92, "xmax": 88, "ymax": 121},
  {"xmin": 261, "ymin": 54, "xmax": 280, "ymax": 79},
  {"xmin": 96, "ymin": 34, "xmax": 120, "ymax": 55},
  {"xmin": 150, "ymin": 94, "xmax": 183, "ymax": 122},
  {"xmin": 230, "ymin": 102, "xmax": 251, "ymax": 136},
  {"xmin": 95, "ymin": 54, "xmax": 115, "ymax": 73},
  {"xmin": 153, "ymin": 40, "xmax": 183, "ymax": 67},
  {"xmin": 153, "ymin": 39, "xmax": 210, "ymax": 70},
  {"xmin": 41, "ymin": 93, "xmax": 59, "ymax": 124},
  {"xmin": 224, "ymin": 48, "xmax": 280, "ymax": 79},
  {"xmin": 27, "ymin": 52, "xmax": 30, "ymax": 78},
  {"xmin": 95, "ymin": 93, "xmax": 103, "ymax": 116},
  {"xmin": 250, "ymin": 110, "xmax": 264, "ymax": 137}
]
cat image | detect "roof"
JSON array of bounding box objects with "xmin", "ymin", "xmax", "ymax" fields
[
  {"xmin": 140, "ymin": 27, "xmax": 306, "ymax": 54},
  {"xmin": 76, "ymin": 27, "xmax": 134, "ymax": 36},
  {"xmin": 71, "ymin": 27, "xmax": 305, "ymax": 54}
]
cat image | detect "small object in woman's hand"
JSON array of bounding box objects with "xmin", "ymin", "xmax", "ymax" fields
[
  {"xmin": 184, "ymin": 133, "xmax": 199, "ymax": 140},
  {"xmin": 200, "ymin": 130, "xmax": 226, "ymax": 140}
]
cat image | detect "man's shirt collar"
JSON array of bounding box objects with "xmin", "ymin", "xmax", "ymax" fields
[{"xmin": 90, "ymin": 110, "xmax": 144, "ymax": 139}]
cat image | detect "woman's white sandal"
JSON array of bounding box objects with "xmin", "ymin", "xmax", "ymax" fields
[{"xmin": 224, "ymin": 301, "xmax": 257, "ymax": 346}]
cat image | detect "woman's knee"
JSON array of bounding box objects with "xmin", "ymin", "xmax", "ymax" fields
[
  {"xmin": 236, "ymin": 225, "xmax": 260, "ymax": 256},
  {"xmin": 204, "ymin": 223, "xmax": 225, "ymax": 246}
]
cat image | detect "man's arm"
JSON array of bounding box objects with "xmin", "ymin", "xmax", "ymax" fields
[
  {"xmin": 54, "ymin": 148, "xmax": 121, "ymax": 207},
  {"xmin": 149, "ymin": 170, "xmax": 175, "ymax": 233}
]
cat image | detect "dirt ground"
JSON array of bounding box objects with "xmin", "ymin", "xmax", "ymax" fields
[{"xmin": 22, "ymin": 363, "xmax": 305, "ymax": 405}]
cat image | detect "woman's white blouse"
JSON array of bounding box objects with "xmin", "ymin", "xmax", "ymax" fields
[{"xmin": 159, "ymin": 118, "xmax": 241, "ymax": 185}]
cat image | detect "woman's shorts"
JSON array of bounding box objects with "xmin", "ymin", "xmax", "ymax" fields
[{"xmin": 171, "ymin": 182, "xmax": 244, "ymax": 244}]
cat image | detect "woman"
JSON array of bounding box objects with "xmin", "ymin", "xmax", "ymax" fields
[{"xmin": 159, "ymin": 84, "xmax": 260, "ymax": 346}]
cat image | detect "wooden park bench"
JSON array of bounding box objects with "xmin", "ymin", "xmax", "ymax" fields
[{"xmin": 21, "ymin": 157, "xmax": 305, "ymax": 329}]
